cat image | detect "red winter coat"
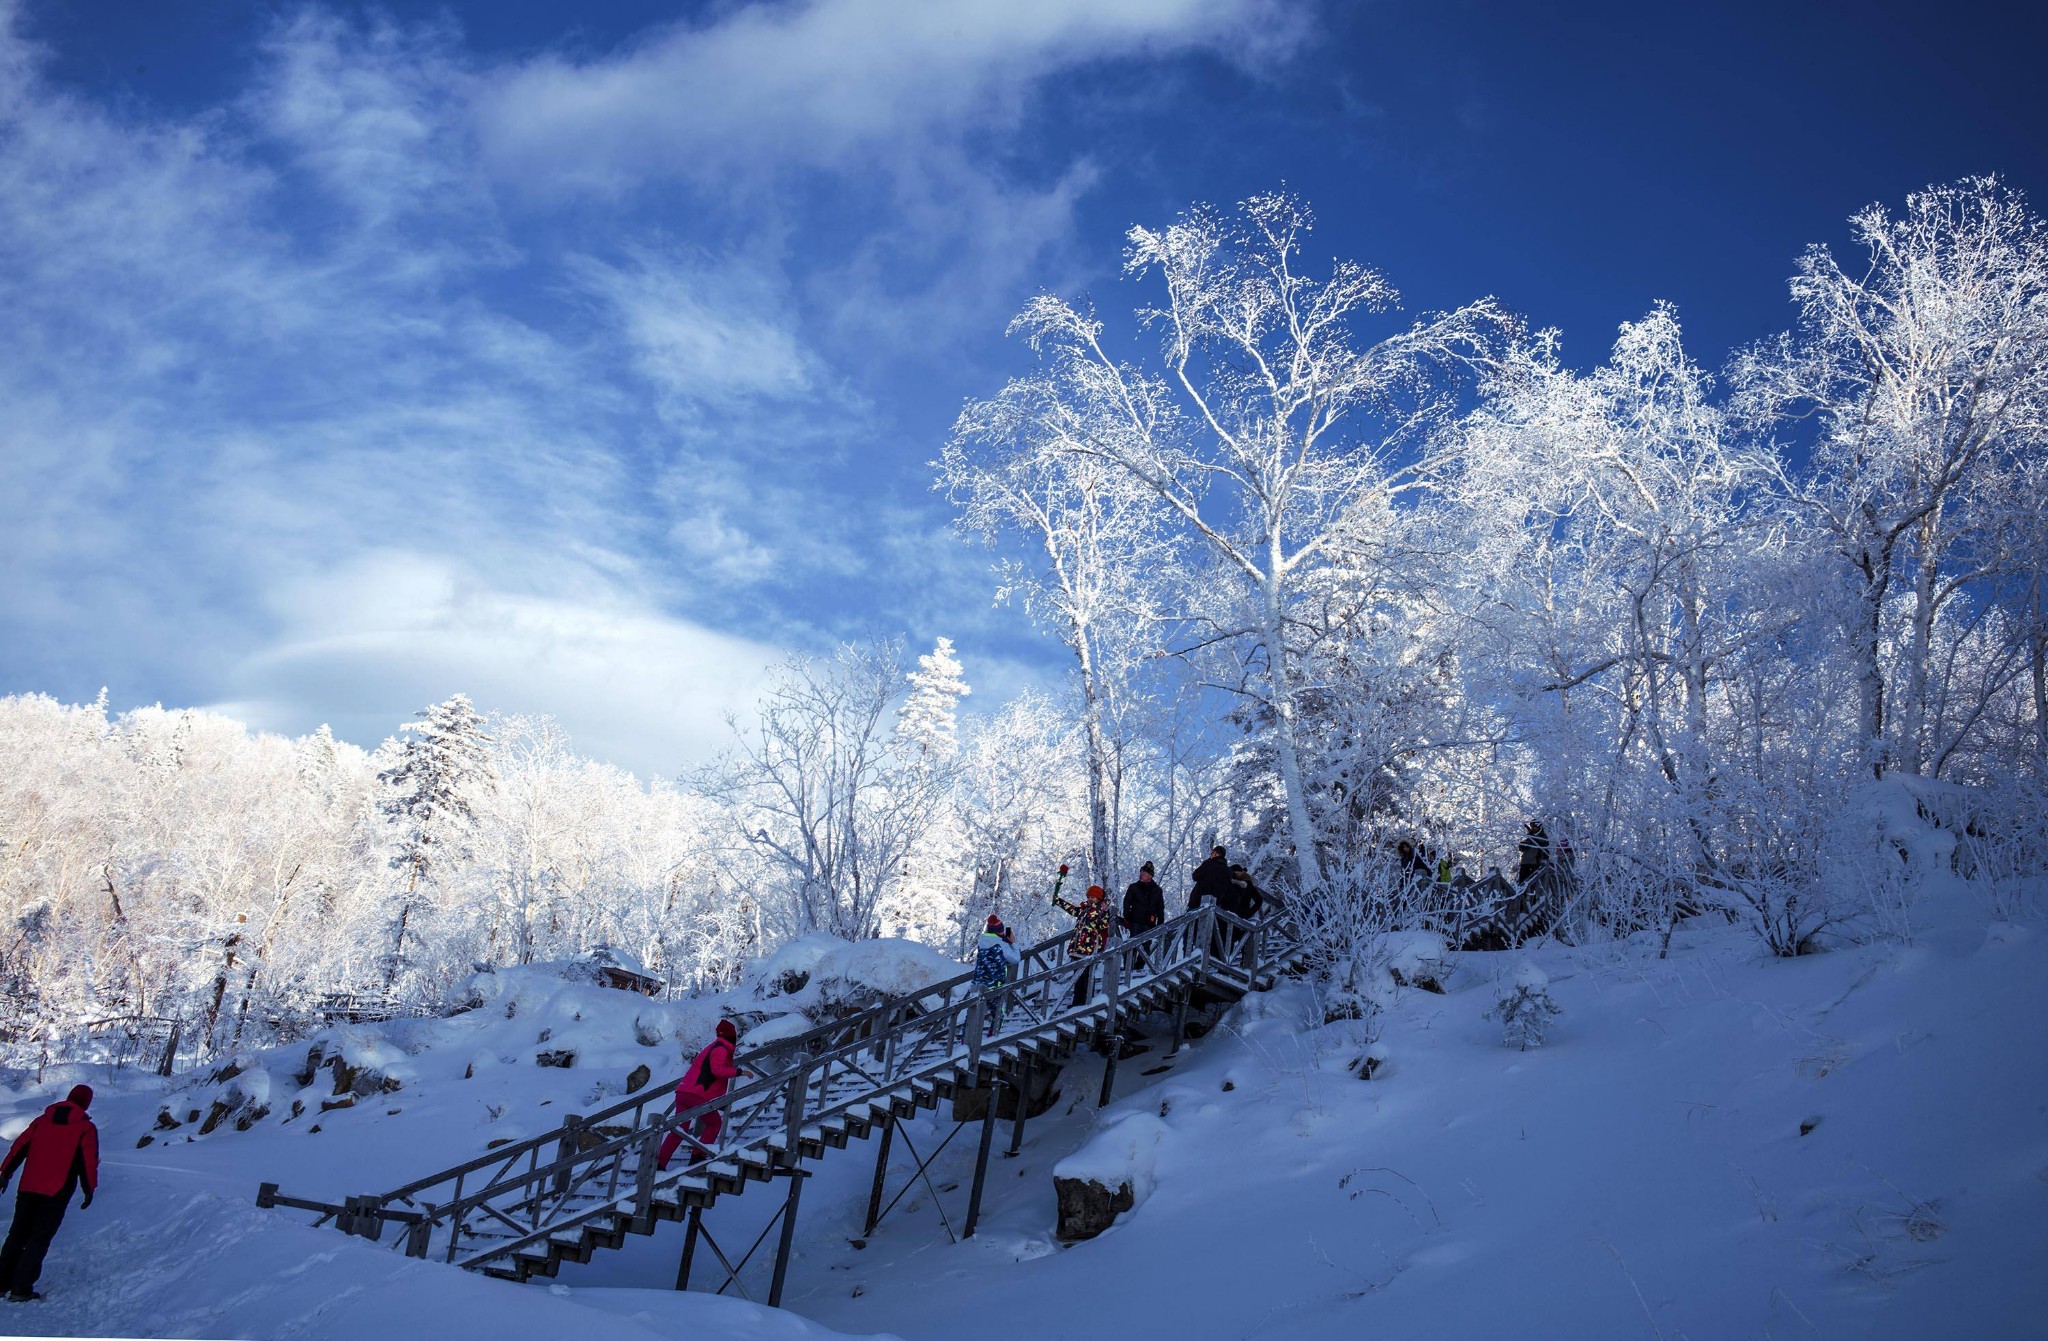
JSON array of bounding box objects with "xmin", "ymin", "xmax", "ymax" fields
[
  {"xmin": 2, "ymin": 1087, "xmax": 98, "ymax": 1199},
  {"xmin": 676, "ymin": 1037, "xmax": 739, "ymax": 1108}
]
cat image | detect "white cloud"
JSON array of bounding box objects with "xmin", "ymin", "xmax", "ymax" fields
[
  {"xmin": 473, "ymin": 0, "xmax": 1299, "ymax": 193},
  {"xmin": 215, "ymin": 551, "xmax": 779, "ymax": 776}
]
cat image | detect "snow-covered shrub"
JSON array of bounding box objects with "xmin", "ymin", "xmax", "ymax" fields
[
  {"xmin": 1485, "ymin": 962, "xmax": 1562, "ymax": 1050},
  {"xmin": 1295, "ymin": 856, "xmax": 1402, "ymax": 1032},
  {"xmin": 1942, "ymin": 778, "xmax": 2048, "ymax": 920}
]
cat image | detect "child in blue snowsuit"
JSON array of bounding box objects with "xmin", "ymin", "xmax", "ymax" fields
[{"xmin": 973, "ymin": 915, "xmax": 1022, "ymax": 1034}]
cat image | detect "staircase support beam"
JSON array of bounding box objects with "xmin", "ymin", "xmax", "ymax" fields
[
  {"xmin": 767, "ymin": 1169, "xmax": 809, "ymax": 1309},
  {"xmin": 962, "ymin": 1080, "xmax": 1001, "ymax": 1239},
  {"xmin": 674, "ymin": 1204, "xmax": 702, "ymax": 1292},
  {"xmin": 862, "ymin": 1115, "xmax": 895, "ymax": 1237}
]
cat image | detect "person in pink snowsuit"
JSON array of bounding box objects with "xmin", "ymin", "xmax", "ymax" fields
[{"xmin": 657, "ymin": 1019, "xmax": 742, "ymax": 1170}]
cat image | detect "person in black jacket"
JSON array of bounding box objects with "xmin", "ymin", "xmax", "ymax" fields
[
  {"xmin": 1122, "ymin": 862, "xmax": 1166, "ymax": 933},
  {"xmin": 1188, "ymin": 847, "xmax": 1232, "ymax": 912},
  {"xmin": 1516, "ymin": 821, "xmax": 1551, "ymax": 884},
  {"xmin": 1221, "ymin": 864, "xmax": 1265, "ymax": 920},
  {"xmin": 1121, "ymin": 861, "xmax": 1166, "ymax": 969}
]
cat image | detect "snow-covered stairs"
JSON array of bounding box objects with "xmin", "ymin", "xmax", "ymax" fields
[{"xmin": 258, "ymin": 903, "xmax": 1306, "ymax": 1286}]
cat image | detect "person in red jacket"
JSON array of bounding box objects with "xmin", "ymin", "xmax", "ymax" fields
[
  {"xmin": 656, "ymin": 1020, "xmax": 746, "ymax": 1171},
  {"xmin": 0, "ymin": 1084, "xmax": 98, "ymax": 1302}
]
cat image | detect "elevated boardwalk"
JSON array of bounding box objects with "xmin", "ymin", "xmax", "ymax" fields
[{"xmin": 257, "ymin": 902, "xmax": 1302, "ymax": 1298}]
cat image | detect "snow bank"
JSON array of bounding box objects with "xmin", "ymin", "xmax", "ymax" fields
[{"xmin": 11, "ymin": 1155, "xmax": 898, "ymax": 1341}]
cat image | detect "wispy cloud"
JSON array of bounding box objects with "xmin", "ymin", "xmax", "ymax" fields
[
  {"xmin": 570, "ymin": 247, "xmax": 823, "ymax": 411},
  {"xmin": 473, "ymin": 0, "xmax": 1299, "ymax": 194}
]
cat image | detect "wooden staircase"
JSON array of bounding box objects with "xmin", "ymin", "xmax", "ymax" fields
[{"xmin": 257, "ymin": 902, "xmax": 1302, "ymax": 1287}]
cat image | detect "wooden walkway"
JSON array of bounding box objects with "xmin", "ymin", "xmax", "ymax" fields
[{"xmin": 257, "ymin": 902, "xmax": 1303, "ymax": 1292}]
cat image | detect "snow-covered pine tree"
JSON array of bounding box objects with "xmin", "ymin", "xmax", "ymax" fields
[
  {"xmin": 1485, "ymin": 961, "xmax": 1563, "ymax": 1050},
  {"xmin": 378, "ymin": 694, "xmax": 494, "ymax": 992},
  {"xmin": 898, "ymin": 637, "xmax": 970, "ymax": 760}
]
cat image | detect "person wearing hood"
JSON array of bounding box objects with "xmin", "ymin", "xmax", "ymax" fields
[
  {"xmin": 972, "ymin": 915, "xmax": 1023, "ymax": 1034},
  {"xmin": 1054, "ymin": 882, "xmax": 1117, "ymax": 1007},
  {"xmin": 0, "ymin": 1083, "xmax": 98, "ymax": 1302},
  {"xmin": 657, "ymin": 1020, "xmax": 747, "ymax": 1171}
]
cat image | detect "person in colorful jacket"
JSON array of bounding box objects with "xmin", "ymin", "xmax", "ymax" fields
[
  {"xmin": 0, "ymin": 1084, "xmax": 98, "ymax": 1302},
  {"xmin": 972, "ymin": 915, "xmax": 1022, "ymax": 1034},
  {"xmin": 1054, "ymin": 884, "xmax": 1117, "ymax": 1007},
  {"xmin": 656, "ymin": 1020, "xmax": 746, "ymax": 1171}
]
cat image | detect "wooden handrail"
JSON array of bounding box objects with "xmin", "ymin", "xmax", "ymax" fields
[{"xmin": 261, "ymin": 900, "xmax": 1302, "ymax": 1271}]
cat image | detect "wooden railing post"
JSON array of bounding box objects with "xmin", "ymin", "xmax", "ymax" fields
[
  {"xmin": 781, "ymin": 1064, "xmax": 808, "ymax": 1167},
  {"xmin": 445, "ymin": 1171, "xmax": 466, "ymax": 1263},
  {"xmin": 554, "ymin": 1114, "xmax": 584, "ymax": 1200},
  {"xmin": 965, "ymin": 997, "xmax": 984, "ymax": 1071},
  {"xmin": 632, "ymin": 1129, "xmax": 658, "ymax": 1234}
]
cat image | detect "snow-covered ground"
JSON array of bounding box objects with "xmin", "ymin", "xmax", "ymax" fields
[{"xmin": 4, "ymin": 887, "xmax": 2044, "ymax": 1339}]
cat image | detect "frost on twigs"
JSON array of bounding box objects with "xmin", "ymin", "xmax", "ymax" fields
[{"xmin": 1485, "ymin": 962, "xmax": 1562, "ymax": 1050}]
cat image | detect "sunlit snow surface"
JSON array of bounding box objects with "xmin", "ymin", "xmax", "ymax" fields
[{"xmin": 5, "ymin": 887, "xmax": 2045, "ymax": 1339}]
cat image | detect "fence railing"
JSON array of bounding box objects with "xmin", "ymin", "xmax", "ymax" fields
[{"xmin": 258, "ymin": 900, "xmax": 1301, "ymax": 1273}]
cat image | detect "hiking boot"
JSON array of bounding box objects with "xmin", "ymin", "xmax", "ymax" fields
[{"xmin": 7, "ymin": 1291, "xmax": 43, "ymax": 1302}]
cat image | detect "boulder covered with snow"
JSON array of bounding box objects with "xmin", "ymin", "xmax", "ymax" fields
[
  {"xmin": 1383, "ymin": 929, "xmax": 1451, "ymax": 992},
  {"xmin": 1052, "ymin": 1111, "xmax": 1172, "ymax": 1241},
  {"xmin": 745, "ymin": 933, "xmax": 963, "ymax": 1025}
]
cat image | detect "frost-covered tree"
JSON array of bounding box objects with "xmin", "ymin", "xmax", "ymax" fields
[
  {"xmin": 897, "ymin": 637, "xmax": 971, "ymax": 760},
  {"xmin": 1734, "ymin": 176, "xmax": 2048, "ymax": 778},
  {"xmin": 992, "ymin": 191, "xmax": 1513, "ymax": 899},
  {"xmin": 942, "ymin": 392, "xmax": 1182, "ymax": 887},
  {"xmin": 378, "ymin": 694, "xmax": 494, "ymax": 991},
  {"xmin": 702, "ymin": 642, "xmax": 945, "ymax": 940},
  {"xmin": 1439, "ymin": 305, "xmax": 1791, "ymax": 928},
  {"xmin": 1485, "ymin": 962, "xmax": 1563, "ymax": 1050}
]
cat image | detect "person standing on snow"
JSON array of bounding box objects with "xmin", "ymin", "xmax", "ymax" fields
[
  {"xmin": 973, "ymin": 915, "xmax": 1022, "ymax": 1034},
  {"xmin": 657, "ymin": 1020, "xmax": 747, "ymax": 1171},
  {"xmin": 0, "ymin": 1083, "xmax": 98, "ymax": 1303},
  {"xmin": 1054, "ymin": 883, "xmax": 1117, "ymax": 1008}
]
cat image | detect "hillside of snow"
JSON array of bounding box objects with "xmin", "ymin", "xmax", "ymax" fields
[{"xmin": 4, "ymin": 891, "xmax": 2045, "ymax": 1339}]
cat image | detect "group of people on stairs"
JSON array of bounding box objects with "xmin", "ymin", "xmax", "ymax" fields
[{"xmin": 648, "ymin": 850, "xmax": 1269, "ymax": 1185}]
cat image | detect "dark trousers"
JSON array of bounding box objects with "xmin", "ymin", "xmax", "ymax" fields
[
  {"xmin": 0, "ymin": 1189, "xmax": 71, "ymax": 1296},
  {"xmin": 1069, "ymin": 962, "xmax": 1094, "ymax": 1009}
]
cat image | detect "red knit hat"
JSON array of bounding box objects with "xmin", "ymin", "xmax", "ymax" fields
[
  {"xmin": 1086, "ymin": 884, "xmax": 1106, "ymax": 900},
  {"xmin": 716, "ymin": 1019, "xmax": 737, "ymax": 1043},
  {"xmin": 66, "ymin": 1084, "xmax": 93, "ymax": 1110},
  {"xmin": 985, "ymin": 914, "xmax": 1004, "ymax": 930}
]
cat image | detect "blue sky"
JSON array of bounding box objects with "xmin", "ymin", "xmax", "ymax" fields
[{"xmin": 2, "ymin": 0, "xmax": 2044, "ymax": 776}]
